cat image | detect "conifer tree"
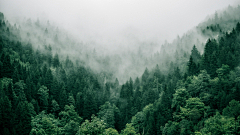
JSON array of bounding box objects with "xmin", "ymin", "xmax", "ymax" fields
[
  {"xmin": 0, "ymin": 96, "xmax": 13, "ymax": 135},
  {"xmin": 83, "ymin": 88, "xmax": 97, "ymax": 119},
  {"xmin": 191, "ymin": 45, "xmax": 201, "ymax": 63},
  {"xmin": 53, "ymin": 53, "xmax": 60, "ymax": 68},
  {"xmin": 14, "ymin": 101, "xmax": 32, "ymax": 135},
  {"xmin": 1, "ymin": 54, "xmax": 13, "ymax": 78},
  {"xmin": 37, "ymin": 85, "xmax": 49, "ymax": 111},
  {"xmin": 188, "ymin": 56, "xmax": 197, "ymax": 76},
  {"xmin": 142, "ymin": 67, "xmax": 149, "ymax": 82}
]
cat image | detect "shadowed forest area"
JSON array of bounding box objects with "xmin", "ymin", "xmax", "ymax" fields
[{"xmin": 1, "ymin": 4, "xmax": 240, "ymax": 135}]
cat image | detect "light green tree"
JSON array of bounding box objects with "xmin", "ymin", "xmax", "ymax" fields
[
  {"xmin": 59, "ymin": 105, "xmax": 82, "ymax": 134},
  {"xmin": 180, "ymin": 98, "xmax": 205, "ymax": 122},
  {"xmin": 223, "ymin": 99, "xmax": 240, "ymax": 119},
  {"xmin": 131, "ymin": 112, "xmax": 145, "ymax": 134},
  {"xmin": 120, "ymin": 123, "xmax": 139, "ymax": 135},
  {"xmin": 200, "ymin": 112, "xmax": 239, "ymax": 134},
  {"xmin": 104, "ymin": 128, "xmax": 119, "ymax": 135},
  {"xmin": 76, "ymin": 115, "xmax": 106, "ymax": 135},
  {"xmin": 172, "ymin": 87, "xmax": 190, "ymax": 109},
  {"xmin": 98, "ymin": 102, "xmax": 120, "ymax": 128},
  {"xmin": 30, "ymin": 111, "xmax": 61, "ymax": 135}
]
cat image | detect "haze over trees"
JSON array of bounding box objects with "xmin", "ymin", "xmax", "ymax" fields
[{"xmin": 1, "ymin": 2, "xmax": 240, "ymax": 135}]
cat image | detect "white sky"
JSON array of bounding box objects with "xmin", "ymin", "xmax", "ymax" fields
[{"xmin": 0, "ymin": 0, "xmax": 239, "ymax": 46}]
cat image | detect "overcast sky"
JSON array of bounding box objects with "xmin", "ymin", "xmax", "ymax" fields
[{"xmin": 0, "ymin": 0, "xmax": 239, "ymax": 47}]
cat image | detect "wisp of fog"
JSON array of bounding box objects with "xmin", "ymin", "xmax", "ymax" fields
[{"xmin": 0, "ymin": 0, "xmax": 239, "ymax": 83}]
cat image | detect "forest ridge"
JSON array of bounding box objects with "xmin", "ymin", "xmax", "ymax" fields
[{"xmin": 1, "ymin": 5, "xmax": 240, "ymax": 135}]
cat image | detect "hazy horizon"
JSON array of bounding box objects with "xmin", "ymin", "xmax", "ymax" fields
[
  {"xmin": 1, "ymin": 0, "xmax": 240, "ymax": 83},
  {"xmin": 1, "ymin": 0, "xmax": 239, "ymax": 50}
]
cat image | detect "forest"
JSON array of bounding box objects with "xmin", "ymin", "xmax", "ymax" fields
[{"xmin": 1, "ymin": 4, "xmax": 240, "ymax": 135}]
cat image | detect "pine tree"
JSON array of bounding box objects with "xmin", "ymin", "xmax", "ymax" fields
[
  {"xmin": 114, "ymin": 78, "xmax": 119, "ymax": 89},
  {"xmin": 134, "ymin": 77, "xmax": 140, "ymax": 89},
  {"xmin": 45, "ymin": 69, "xmax": 53, "ymax": 90},
  {"xmin": 236, "ymin": 22, "xmax": 240, "ymax": 33},
  {"xmin": 188, "ymin": 56, "xmax": 197, "ymax": 76},
  {"xmin": 50, "ymin": 99, "xmax": 60, "ymax": 116},
  {"xmin": 142, "ymin": 68, "xmax": 149, "ymax": 85},
  {"xmin": 76, "ymin": 92, "xmax": 84, "ymax": 116},
  {"xmin": 133, "ymin": 85, "xmax": 142, "ymax": 111},
  {"xmin": 68, "ymin": 93, "xmax": 75, "ymax": 106},
  {"xmin": 103, "ymin": 82, "xmax": 111, "ymax": 102},
  {"xmin": 12, "ymin": 68, "xmax": 20, "ymax": 84},
  {"xmin": 128, "ymin": 77, "xmax": 134, "ymax": 98},
  {"xmin": 6, "ymin": 83, "xmax": 14, "ymax": 102},
  {"xmin": 53, "ymin": 53, "xmax": 60, "ymax": 68},
  {"xmin": 191, "ymin": 45, "xmax": 201, "ymax": 63},
  {"xmin": 83, "ymin": 88, "xmax": 97, "ymax": 120},
  {"xmin": 47, "ymin": 45, "xmax": 53, "ymax": 66},
  {"xmin": 0, "ymin": 96, "xmax": 13, "ymax": 135},
  {"xmin": 59, "ymin": 87, "xmax": 68, "ymax": 109},
  {"xmin": 120, "ymin": 84, "xmax": 126, "ymax": 99},
  {"xmin": 50, "ymin": 78, "xmax": 59, "ymax": 100},
  {"xmin": 60, "ymin": 67, "xmax": 67, "ymax": 83},
  {"xmin": 37, "ymin": 85, "xmax": 49, "ymax": 111},
  {"xmin": 1, "ymin": 54, "xmax": 13, "ymax": 78},
  {"xmin": 14, "ymin": 101, "xmax": 32, "ymax": 135}
]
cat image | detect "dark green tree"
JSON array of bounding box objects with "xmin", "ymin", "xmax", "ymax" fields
[
  {"xmin": 37, "ymin": 85, "xmax": 49, "ymax": 111},
  {"xmin": 53, "ymin": 53, "xmax": 60, "ymax": 68}
]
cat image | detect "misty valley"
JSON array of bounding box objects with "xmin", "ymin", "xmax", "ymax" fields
[{"xmin": 1, "ymin": 2, "xmax": 240, "ymax": 135}]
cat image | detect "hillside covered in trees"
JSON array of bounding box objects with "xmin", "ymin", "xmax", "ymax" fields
[{"xmin": 1, "ymin": 4, "xmax": 240, "ymax": 135}]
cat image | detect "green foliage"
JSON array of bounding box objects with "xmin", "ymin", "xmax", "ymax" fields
[
  {"xmin": 223, "ymin": 99, "xmax": 240, "ymax": 119},
  {"xmin": 187, "ymin": 70, "xmax": 210, "ymax": 98},
  {"xmin": 0, "ymin": 54, "xmax": 13, "ymax": 78},
  {"xmin": 180, "ymin": 98, "xmax": 205, "ymax": 122},
  {"xmin": 53, "ymin": 53, "xmax": 60, "ymax": 67},
  {"xmin": 76, "ymin": 92, "xmax": 84, "ymax": 116},
  {"xmin": 131, "ymin": 112, "xmax": 145, "ymax": 133},
  {"xmin": 105, "ymin": 128, "xmax": 119, "ymax": 135},
  {"xmin": 76, "ymin": 115, "xmax": 106, "ymax": 135},
  {"xmin": 1, "ymin": 7, "xmax": 240, "ymax": 135},
  {"xmin": 216, "ymin": 64, "xmax": 230, "ymax": 79},
  {"xmin": 200, "ymin": 112, "xmax": 239, "ymax": 135},
  {"xmin": 188, "ymin": 55, "xmax": 198, "ymax": 76},
  {"xmin": 162, "ymin": 121, "xmax": 180, "ymax": 135},
  {"xmin": 31, "ymin": 106, "xmax": 82, "ymax": 135},
  {"xmin": 0, "ymin": 95, "xmax": 13, "ymax": 134},
  {"xmin": 59, "ymin": 105, "xmax": 82, "ymax": 127},
  {"xmin": 191, "ymin": 45, "xmax": 201, "ymax": 63},
  {"xmin": 171, "ymin": 87, "xmax": 190, "ymax": 109},
  {"xmin": 30, "ymin": 111, "xmax": 61, "ymax": 135},
  {"xmin": 142, "ymin": 104, "xmax": 155, "ymax": 135},
  {"xmin": 63, "ymin": 120, "xmax": 80, "ymax": 135},
  {"xmin": 83, "ymin": 87, "xmax": 98, "ymax": 119},
  {"xmin": 120, "ymin": 123, "xmax": 139, "ymax": 135},
  {"xmin": 68, "ymin": 94, "xmax": 75, "ymax": 106},
  {"xmin": 15, "ymin": 101, "xmax": 33, "ymax": 134},
  {"xmin": 141, "ymin": 68, "xmax": 149, "ymax": 85},
  {"xmin": 50, "ymin": 99, "xmax": 60, "ymax": 115},
  {"xmin": 98, "ymin": 101, "xmax": 120, "ymax": 128},
  {"xmin": 37, "ymin": 85, "xmax": 49, "ymax": 111}
]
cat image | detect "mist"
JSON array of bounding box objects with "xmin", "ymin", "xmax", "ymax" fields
[
  {"xmin": 1, "ymin": 0, "xmax": 238, "ymax": 47},
  {"xmin": 1, "ymin": 0, "xmax": 240, "ymax": 83}
]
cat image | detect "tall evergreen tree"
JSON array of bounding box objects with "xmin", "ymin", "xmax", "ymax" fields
[
  {"xmin": 1, "ymin": 54, "xmax": 13, "ymax": 78},
  {"xmin": 188, "ymin": 56, "xmax": 197, "ymax": 76},
  {"xmin": 37, "ymin": 85, "xmax": 49, "ymax": 111}
]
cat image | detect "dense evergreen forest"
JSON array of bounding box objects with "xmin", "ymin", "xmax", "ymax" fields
[{"xmin": 1, "ymin": 5, "xmax": 240, "ymax": 135}]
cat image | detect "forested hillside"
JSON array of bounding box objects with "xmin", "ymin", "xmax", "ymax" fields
[{"xmin": 1, "ymin": 5, "xmax": 240, "ymax": 135}]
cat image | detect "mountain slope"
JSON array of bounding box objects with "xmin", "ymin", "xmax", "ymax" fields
[{"xmin": 0, "ymin": 4, "xmax": 240, "ymax": 135}]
